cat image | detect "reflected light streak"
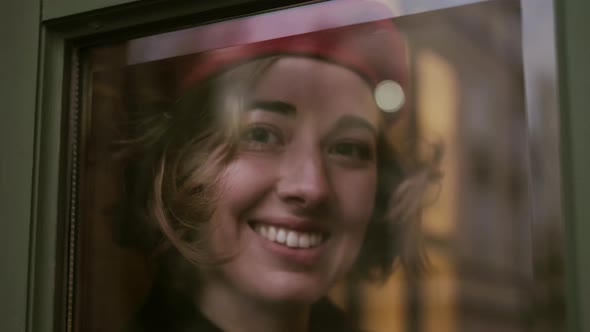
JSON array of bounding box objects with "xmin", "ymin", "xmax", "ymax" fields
[{"xmin": 416, "ymin": 49, "xmax": 459, "ymax": 332}]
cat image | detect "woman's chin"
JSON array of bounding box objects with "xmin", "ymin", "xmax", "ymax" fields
[{"xmin": 245, "ymin": 274, "xmax": 330, "ymax": 305}]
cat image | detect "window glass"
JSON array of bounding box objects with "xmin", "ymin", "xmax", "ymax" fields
[{"xmin": 71, "ymin": 1, "xmax": 563, "ymax": 331}]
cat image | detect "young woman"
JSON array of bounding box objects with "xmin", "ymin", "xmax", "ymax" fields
[{"xmin": 119, "ymin": 7, "xmax": 438, "ymax": 332}]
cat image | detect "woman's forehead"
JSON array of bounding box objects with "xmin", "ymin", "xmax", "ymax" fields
[
  {"xmin": 250, "ymin": 57, "xmax": 380, "ymax": 125},
  {"xmin": 251, "ymin": 57, "xmax": 374, "ymax": 102},
  {"xmin": 261, "ymin": 56, "xmax": 374, "ymax": 88}
]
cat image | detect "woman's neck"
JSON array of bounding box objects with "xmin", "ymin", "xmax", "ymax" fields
[{"xmin": 197, "ymin": 277, "xmax": 311, "ymax": 332}]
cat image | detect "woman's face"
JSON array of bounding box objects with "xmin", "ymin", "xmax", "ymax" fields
[{"xmin": 201, "ymin": 57, "xmax": 380, "ymax": 305}]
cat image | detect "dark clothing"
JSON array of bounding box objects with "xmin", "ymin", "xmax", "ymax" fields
[{"xmin": 128, "ymin": 285, "xmax": 359, "ymax": 332}]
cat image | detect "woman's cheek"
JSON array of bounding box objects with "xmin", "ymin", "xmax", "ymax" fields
[
  {"xmin": 216, "ymin": 156, "xmax": 278, "ymax": 211},
  {"xmin": 334, "ymin": 166, "xmax": 378, "ymax": 224}
]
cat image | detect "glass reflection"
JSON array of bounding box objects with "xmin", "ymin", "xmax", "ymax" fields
[{"xmin": 74, "ymin": 1, "xmax": 564, "ymax": 331}]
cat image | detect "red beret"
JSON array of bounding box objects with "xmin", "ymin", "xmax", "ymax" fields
[{"xmin": 181, "ymin": 1, "xmax": 409, "ymax": 115}]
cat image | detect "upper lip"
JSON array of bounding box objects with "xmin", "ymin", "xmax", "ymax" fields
[{"xmin": 249, "ymin": 216, "xmax": 329, "ymax": 234}]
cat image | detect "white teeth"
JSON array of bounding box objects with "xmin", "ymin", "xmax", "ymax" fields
[
  {"xmin": 276, "ymin": 229, "xmax": 286, "ymax": 244},
  {"xmin": 267, "ymin": 226, "xmax": 277, "ymax": 241},
  {"xmin": 286, "ymin": 231, "xmax": 298, "ymax": 247},
  {"xmin": 254, "ymin": 224, "xmax": 325, "ymax": 249},
  {"xmin": 298, "ymin": 234, "xmax": 310, "ymax": 248}
]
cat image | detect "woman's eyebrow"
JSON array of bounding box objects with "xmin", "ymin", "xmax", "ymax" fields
[
  {"xmin": 247, "ymin": 100, "xmax": 296, "ymax": 117},
  {"xmin": 330, "ymin": 115, "xmax": 378, "ymax": 136}
]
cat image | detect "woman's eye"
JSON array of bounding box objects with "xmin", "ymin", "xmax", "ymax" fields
[
  {"xmin": 328, "ymin": 142, "xmax": 374, "ymax": 161},
  {"xmin": 241, "ymin": 125, "xmax": 283, "ymax": 149}
]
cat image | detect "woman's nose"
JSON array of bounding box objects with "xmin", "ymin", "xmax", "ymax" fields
[{"xmin": 276, "ymin": 148, "xmax": 331, "ymax": 209}]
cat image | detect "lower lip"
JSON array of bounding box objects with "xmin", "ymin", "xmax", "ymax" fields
[{"xmin": 252, "ymin": 229, "xmax": 326, "ymax": 266}]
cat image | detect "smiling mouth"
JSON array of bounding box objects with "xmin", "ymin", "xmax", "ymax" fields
[{"xmin": 250, "ymin": 223, "xmax": 327, "ymax": 249}]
